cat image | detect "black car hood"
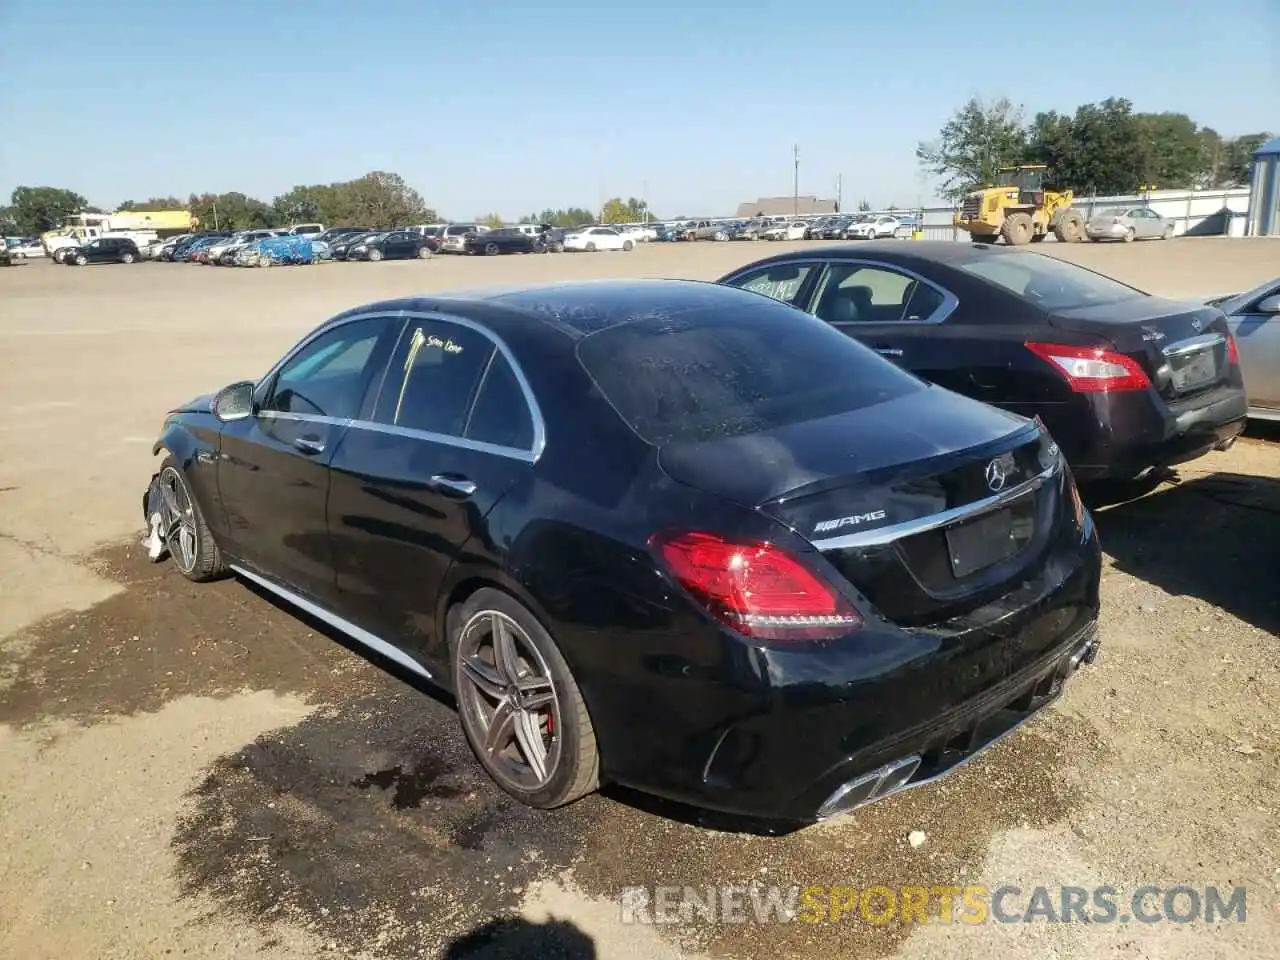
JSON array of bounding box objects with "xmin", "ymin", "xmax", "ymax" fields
[
  {"xmin": 657, "ymin": 385, "xmax": 1029, "ymax": 508},
  {"xmin": 169, "ymin": 392, "xmax": 216, "ymax": 416}
]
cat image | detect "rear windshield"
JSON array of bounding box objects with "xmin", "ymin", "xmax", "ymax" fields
[
  {"xmin": 954, "ymin": 252, "xmax": 1146, "ymax": 312},
  {"xmin": 577, "ymin": 299, "xmax": 923, "ymax": 445}
]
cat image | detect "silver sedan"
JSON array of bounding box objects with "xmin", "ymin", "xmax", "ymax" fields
[
  {"xmin": 1086, "ymin": 206, "xmax": 1175, "ymax": 242},
  {"xmin": 1209, "ymin": 278, "xmax": 1280, "ymax": 420}
]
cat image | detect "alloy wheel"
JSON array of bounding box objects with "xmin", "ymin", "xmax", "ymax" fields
[
  {"xmin": 456, "ymin": 609, "xmax": 561, "ymax": 790},
  {"xmin": 159, "ymin": 466, "xmax": 198, "ymax": 574}
]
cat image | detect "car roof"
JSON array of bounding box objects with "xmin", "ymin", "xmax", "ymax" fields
[
  {"xmin": 324, "ymin": 279, "xmax": 770, "ymax": 342},
  {"xmin": 745, "ymin": 239, "xmax": 1024, "ymax": 269}
]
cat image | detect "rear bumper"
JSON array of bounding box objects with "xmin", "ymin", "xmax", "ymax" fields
[
  {"xmin": 599, "ymin": 520, "xmax": 1102, "ymax": 823},
  {"xmin": 1048, "ymin": 384, "xmax": 1248, "ymax": 481}
]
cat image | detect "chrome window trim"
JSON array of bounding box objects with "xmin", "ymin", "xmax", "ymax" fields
[
  {"xmin": 345, "ymin": 419, "xmax": 537, "ymax": 463},
  {"xmin": 253, "ymin": 309, "xmax": 546, "ymax": 462},
  {"xmin": 258, "ymin": 411, "xmax": 349, "ymax": 427},
  {"xmin": 811, "ymin": 460, "xmax": 1060, "ymax": 551},
  {"xmin": 230, "ymin": 564, "xmax": 432, "ymax": 681},
  {"xmin": 809, "ymin": 258, "xmax": 959, "ymax": 326},
  {"xmin": 1162, "ymin": 333, "xmax": 1225, "ymax": 358}
]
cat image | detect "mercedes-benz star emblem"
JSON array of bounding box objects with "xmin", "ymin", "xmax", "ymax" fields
[{"xmin": 985, "ymin": 458, "xmax": 1008, "ymax": 493}]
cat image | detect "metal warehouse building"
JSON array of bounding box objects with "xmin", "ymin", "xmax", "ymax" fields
[
  {"xmin": 735, "ymin": 195, "xmax": 837, "ymax": 218},
  {"xmin": 1246, "ymin": 136, "xmax": 1280, "ymax": 237}
]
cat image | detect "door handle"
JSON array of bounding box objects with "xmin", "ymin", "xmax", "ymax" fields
[
  {"xmin": 875, "ymin": 347, "xmax": 904, "ymax": 358},
  {"xmin": 430, "ymin": 474, "xmax": 477, "ymax": 498},
  {"xmin": 293, "ymin": 436, "xmax": 325, "ymax": 455}
]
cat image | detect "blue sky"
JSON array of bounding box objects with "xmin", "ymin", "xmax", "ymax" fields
[{"xmin": 2, "ymin": 0, "xmax": 1275, "ymax": 218}]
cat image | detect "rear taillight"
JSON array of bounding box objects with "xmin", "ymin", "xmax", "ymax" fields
[
  {"xmin": 649, "ymin": 530, "xmax": 862, "ymax": 642},
  {"xmin": 1025, "ymin": 342, "xmax": 1151, "ymax": 393},
  {"xmin": 1226, "ymin": 333, "xmax": 1240, "ymax": 365}
]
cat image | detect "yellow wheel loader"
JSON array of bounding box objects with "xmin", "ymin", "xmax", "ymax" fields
[{"xmin": 954, "ymin": 165, "xmax": 1085, "ymax": 245}]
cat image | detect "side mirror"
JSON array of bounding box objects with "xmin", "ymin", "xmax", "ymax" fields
[
  {"xmin": 1256, "ymin": 293, "xmax": 1280, "ymax": 315},
  {"xmin": 212, "ymin": 380, "xmax": 256, "ymax": 422}
]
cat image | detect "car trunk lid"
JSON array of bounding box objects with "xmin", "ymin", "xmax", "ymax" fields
[
  {"xmin": 658, "ymin": 388, "xmax": 1064, "ymax": 626},
  {"xmin": 1047, "ymin": 297, "xmax": 1233, "ymax": 400}
]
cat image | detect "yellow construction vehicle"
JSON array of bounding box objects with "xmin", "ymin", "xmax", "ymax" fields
[{"xmin": 953, "ymin": 164, "xmax": 1084, "ymax": 245}]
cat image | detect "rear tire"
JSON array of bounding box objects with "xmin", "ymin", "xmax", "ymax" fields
[
  {"xmin": 1053, "ymin": 210, "xmax": 1085, "ymax": 243},
  {"xmin": 418, "ymin": 245, "xmax": 432, "ymax": 259},
  {"xmin": 622, "ymin": 240, "xmax": 634, "ymax": 251},
  {"xmin": 1001, "ymin": 212, "xmax": 1034, "ymax": 245},
  {"xmin": 157, "ymin": 457, "xmax": 227, "ymax": 582},
  {"xmin": 585, "ymin": 241, "xmax": 596, "ymax": 252},
  {"xmin": 451, "ymin": 588, "xmax": 600, "ymax": 809}
]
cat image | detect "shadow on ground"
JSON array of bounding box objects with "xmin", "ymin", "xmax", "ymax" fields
[
  {"xmin": 1094, "ymin": 471, "xmax": 1280, "ymax": 637},
  {"xmin": 442, "ymin": 917, "xmax": 595, "ymax": 959},
  {"xmin": 3, "ymin": 542, "xmax": 1104, "ymax": 958}
]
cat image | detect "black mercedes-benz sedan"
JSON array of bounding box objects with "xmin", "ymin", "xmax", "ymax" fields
[
  {"xmin": 463, "ymin": 227, "xmax": 537, "ymax": 255},
  {"xmin": 148, "ymin": 280, "xmax": 1101, "ymax": 823},
  {"xmin": 719, "ymin": 243, "xmax": 1248, "ymax": 486}
]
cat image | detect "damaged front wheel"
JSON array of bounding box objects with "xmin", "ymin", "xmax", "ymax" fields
[{"xmin": 146, "ymin": 457, "xmax": 227, "ymax": 581}]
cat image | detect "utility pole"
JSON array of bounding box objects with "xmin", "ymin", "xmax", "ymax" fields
[
  {"xmin": 793, "ymin": 145, "xmax": 800, "ymax": 217},
  {"xmin": 642, "ymin": 179, "xmax": 649, "ymax": 223},
  {"xmin": 836, "ymin": 174, "xmax": 843, "ymax": 213}
]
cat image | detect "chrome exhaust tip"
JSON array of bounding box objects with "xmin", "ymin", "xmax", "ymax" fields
[{"xmin": 816, "ymin": 754, "xmax": 922, "ymax": 820}]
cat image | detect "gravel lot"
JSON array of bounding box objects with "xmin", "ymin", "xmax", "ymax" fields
[{"xmin": 1, "ymin": 238, "xmax": 1277, "ymax": 960}]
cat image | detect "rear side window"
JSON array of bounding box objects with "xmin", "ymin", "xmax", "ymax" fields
[
  {"xmin": 466, "ymin": 352, "xmax": 535, "ymax": 450},
  {"xmin": 577, "ymin": 298, "xmax": 923, "ymax": 445},
  {"xmin": 955, "ymin": 252, "xmax": 1146, "ymax": 311}
]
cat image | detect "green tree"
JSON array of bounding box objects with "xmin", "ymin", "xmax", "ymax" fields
[
  {"xmin": 1219, "ymin": 132, "xmax": 1273, "ymax": 186},
  {"xmin": 1134, "ymin": 112, "xmax": 1209, "ymax": 189},
  {"xmin": 600, "ymin": 196, "xmax": 651, "ymax": 223},
  {"xmin": 8, "ymin": 186, "xmax": 89, "ymax": 234},
  {"xmin": 339, "ymin": 171, "xmax": 432, "ymax": 228},
  {"xmin": 188, "ymin": 192, "xmax": 279, "ymax": 231},
  {"xmin": 916, "ymin": 97, "xmax": 1027, "ymax": 201},
  {"xmin": 857, "ymin": 199, "xmax": 872, "ymax": 211},
  {"xmin": 1026, "ymin": 98, "xmax": 1150, "ymax": 195},
  {"xmin": 520, "ymin": 207, "xmax": 596, "ymax": 227},
  {"xmin": 117, "ymin": 196, "xmax": 184, "ymax": 212},
  {"xmin": 271, "ymin": 172, "xmax": 435, "ymax": 228},
  {"xmin": 477, "ymin": 212, "xmax": 505, "ymax": 228}
]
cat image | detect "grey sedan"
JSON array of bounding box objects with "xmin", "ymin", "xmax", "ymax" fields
[
  {"xmin": 1208, "ymin": 278, "xmax": 1280, "ymax": 420},
  {"xmin": 1086, "ymin": 206, "xmax": 1175, "ymax": 242}
]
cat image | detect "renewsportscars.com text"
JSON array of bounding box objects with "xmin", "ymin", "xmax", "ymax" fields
[{"xmin": 619, "ymin": 884, "xmax": 1247, "ymax": 926}]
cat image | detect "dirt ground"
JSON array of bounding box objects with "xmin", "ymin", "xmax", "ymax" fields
[{"xmin": 1, "ymin": 238, "xmax": 1277, "ymax": 960}]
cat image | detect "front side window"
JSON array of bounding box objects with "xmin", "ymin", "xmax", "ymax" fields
[{"xmin": 264, "ymin": 318, "xmax": 390, "ymax": 419}]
